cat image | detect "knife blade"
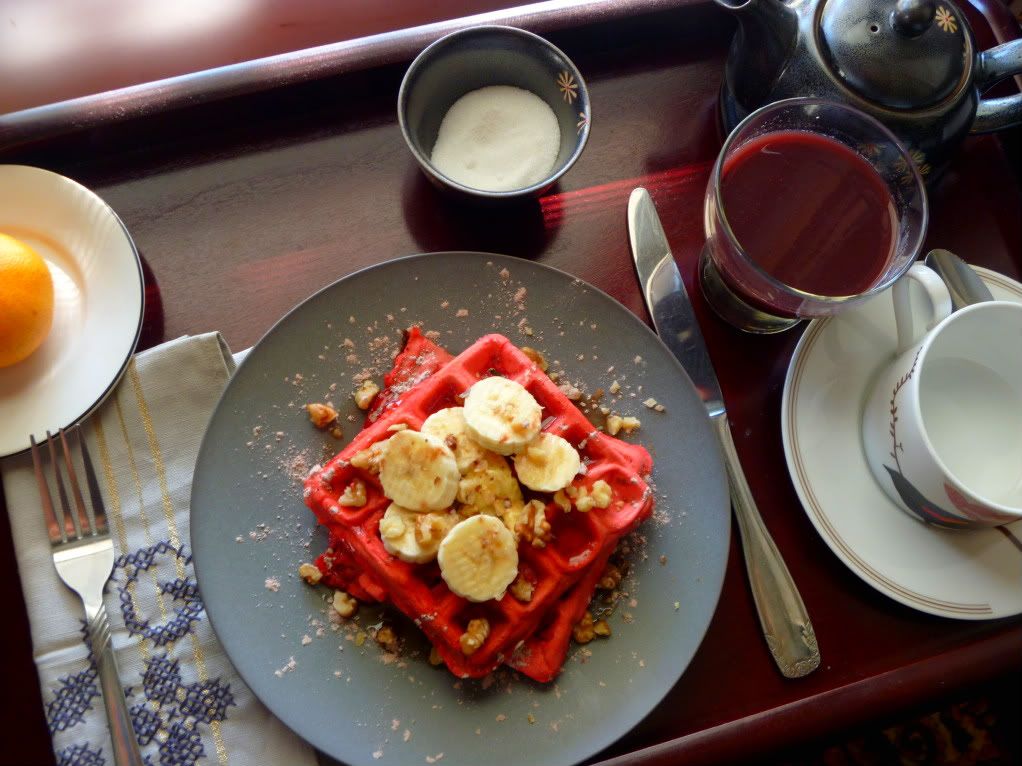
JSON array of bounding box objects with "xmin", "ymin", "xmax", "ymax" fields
[
  {"xmin": 628, "ymin": 188, "xmax": 726, "ymax": 418},
  {"xmin": 627, "ymin": 187, "xmax": 820, "ymax": 679}
]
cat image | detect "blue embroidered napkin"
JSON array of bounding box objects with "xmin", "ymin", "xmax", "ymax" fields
[{"xmin": 1, "ymin": 334, "xmax": 316, "ymax": 766}]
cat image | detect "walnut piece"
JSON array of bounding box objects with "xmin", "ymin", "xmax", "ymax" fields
[
  {"xmin": 558, "ymin": 382, "xmax": 583, "ymax": 401},
  {"xmin": 428, "ymin": 645, "xmax": 444, "ymax": 666},
  {"xmin": 353, "ymin": 380, "xmax": 380, "ymax": 410},
  {"xmin": 349, "ymin": 442, "xmax": 385, "ymax": 474},
  {"xmin": 460, "ymin": 618, "xmax": 490, "ymax": 656},
  {"xmin": 332, "ymin": 590, "xmax": 358, "ymax": 618},
  {"xmin": 306, "ymin": 402, "xmax": 338, "ymax": 429},
  {"xmin": 379, "ymin": 514, "xmax": 405, "ymax": 541},
  {"xmin": 509, "ymin": 574, "xmax": 535, "ymax": 603},
  {"xmin": 515, "ymin": 500, "xmax": 552, "ymax": 548},
  {"xmin": 297, "ymin": 562, "xmax": 322, "ymax": 585},
  {"xmin": 606, "ymin": 414, "xmax": 642, "ymax": 436},
  {"xmin": 520, "ymin": 346, "xmax": 548, "ymax": 372},
  {"xmin": 609, "ymin": 380, "xmax": 621, "ymax": 395},
  {"xmin": 572, "ymin": 612, "xmax": 596, "ymax": 644},
  {"xmin": 593, "ymin": 619, "xmax": 612, "ymax": 637},
  {"xmin": 590, "ymin": 479, "xmax": 613, "ymax": 509},
  {"xmin": 374, "ymin": 625, "xmax": 399, "ymax": 654},
  {"xmin": 338, "ymin": 479, "xmax": 367, "ymax": 507},
  {"xmin": 569, "ymin": 479, "xmax": 614, "ymax": 512},
  {"xmin": 414, "ymin": 514, "xmax": 450, "ymax": 546},
  {"xmin": 597, "ymin": 562, "xmax": 622, "ymax": 590},
  {"xmin": 552, "ymin": 490, "xmax": 572, "ymax": 513}
]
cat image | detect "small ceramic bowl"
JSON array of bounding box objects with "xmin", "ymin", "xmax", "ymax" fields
[{"xmin": 398, "ymin": 25, "xmax": 591, "ymax": 200}]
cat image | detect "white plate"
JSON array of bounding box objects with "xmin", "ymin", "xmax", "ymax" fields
[
  {"xmin": 782, "ymin": 266, "xmax": 1022, "ymax": 619},
  {"xmin": 0, "ymin": 165, "xmax": 143, "ymax": 458}
]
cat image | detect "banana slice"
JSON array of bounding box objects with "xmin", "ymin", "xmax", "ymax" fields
[
  {"xmin": 438, "ymin": 515, "xmax": 519, "ymax": 602},
  {"xmin": 378, "ymin": 503, "xmax": 458, "ymax": 564},
  {"xmin": 462, "ymin": 376, "xmax": 542, "ymax": 456},
  {"xmin": 457, "ymin": 451, "xmax": 523, "ymax": 517},
  {"xmin": 421, "ymin": 407, "xmax": 488, "ymax": 473},
  {"xmin": 379, "ymin": 430, "xmax": 460, "ymax": 511},
  {"xmin": 513, "ymin": 432, "xmax": 581, "ymax": 493}
]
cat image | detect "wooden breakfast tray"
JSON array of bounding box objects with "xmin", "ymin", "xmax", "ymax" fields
[{"xmin": 0, "ymin": 1, "xmax": 1019, "ymax": 764}]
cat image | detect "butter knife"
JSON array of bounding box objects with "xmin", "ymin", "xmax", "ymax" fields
[{"xmin": 627, "ymin": 187, "xmax": 820, "ymax": 678}]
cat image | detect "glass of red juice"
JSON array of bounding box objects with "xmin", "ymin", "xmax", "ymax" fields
[{"xmin": 701, "ymin": 98, "xmax": 928, "ymax": 333}]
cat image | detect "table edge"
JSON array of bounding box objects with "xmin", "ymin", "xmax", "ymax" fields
[
  {"xmin": 0, "ymin": 0, "xmax": 699, "ymax": 151},
  {"xmin": 2, "ymin": 2, "xmax": 1019, "ymax": 764},
  {"xmin": 592, "ymin": 626, "xmax": 1022, "ymax": 766}
]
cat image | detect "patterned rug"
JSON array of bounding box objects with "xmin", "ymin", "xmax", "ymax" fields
[{"xmin": 782, "ymin": 675, "xmax": 1022, "ymax": 766}]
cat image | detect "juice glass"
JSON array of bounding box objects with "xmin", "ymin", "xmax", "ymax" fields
[{"xmin": 700, "ymin": 98, "xmax": 929, "ymax": 333}]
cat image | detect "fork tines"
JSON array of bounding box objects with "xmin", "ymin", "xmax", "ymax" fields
[{"xmin": 30, "ymin": 427, "xmax": 109, "ymax": 546}]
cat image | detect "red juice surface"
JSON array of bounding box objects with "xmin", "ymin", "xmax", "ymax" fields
[{"xmin": 720, "ymin": 131, "xmax": 898, "ymax": 296}]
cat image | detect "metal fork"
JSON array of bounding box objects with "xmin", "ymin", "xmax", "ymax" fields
[{"xmin": 30, "ymin": 427, "xmax": 144, "ymax": 766}]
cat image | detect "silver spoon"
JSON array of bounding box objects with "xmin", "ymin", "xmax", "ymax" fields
[{"xmin": 924, "ymin": 249, "xmax": 994, "ymax": 308}]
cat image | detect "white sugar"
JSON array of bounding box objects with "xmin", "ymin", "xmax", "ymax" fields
[{"xmin": 430, "ymin": 86, "xmax": 560, "ymax": 192}]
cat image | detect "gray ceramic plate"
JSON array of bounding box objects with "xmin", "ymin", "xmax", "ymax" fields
[{"xmin": 191, "ymin": 252, "xmax": 729, "ymax": 766}]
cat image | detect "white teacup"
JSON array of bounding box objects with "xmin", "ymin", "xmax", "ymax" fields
[{"xmin": 862, "ymin": 263, "xmax": 1022, "ymax": 529}]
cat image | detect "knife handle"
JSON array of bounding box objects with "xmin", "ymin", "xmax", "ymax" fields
[{"xmin": 713, "ymin": 415, "xmax": 821, "ymax": 679}]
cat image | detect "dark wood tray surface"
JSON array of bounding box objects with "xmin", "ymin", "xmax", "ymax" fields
[{"xmin": 0, "ymin": 2, "xmax": 1019, "ymax": 765}]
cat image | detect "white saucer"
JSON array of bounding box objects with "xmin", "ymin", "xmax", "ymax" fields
[
  {"xmin": 782, "ymin": 266, "xmax": 1022, "ymax": 619},
  {"xmin": 0, "ymin": 165, "xmax": 143, "ymax": 458}
]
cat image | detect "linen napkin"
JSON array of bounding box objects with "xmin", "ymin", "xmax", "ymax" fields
[{"xmin": 1, "ymin": 333, "xmax": 316, "ymax": 766}]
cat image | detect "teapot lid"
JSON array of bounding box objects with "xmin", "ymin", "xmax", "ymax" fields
[{"xmin": 820, "ymin": 0, "xmax": 971, "ymax": 110}]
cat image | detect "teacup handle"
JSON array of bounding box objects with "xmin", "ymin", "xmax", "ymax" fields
[{"xmin": 893, "ymin": 263, "xmax": 953, "ymax": 354}]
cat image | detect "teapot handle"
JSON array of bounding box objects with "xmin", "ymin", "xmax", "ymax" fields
[{"xmin": 971, "ymin": 39, "xmax": 1022, "ymax": 133}]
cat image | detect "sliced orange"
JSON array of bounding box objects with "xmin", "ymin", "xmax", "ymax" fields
[{"xmin": 0, "ymin": 232, "xmax": 55, "ymax": 368}]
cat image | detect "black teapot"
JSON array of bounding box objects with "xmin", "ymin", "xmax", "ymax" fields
[{"xmin": 717, "ymin": 0, "xmax": 1022, "ymax": 180}]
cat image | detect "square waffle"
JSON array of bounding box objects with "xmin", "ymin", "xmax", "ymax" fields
[{"xmin": 304, "ymin": 332, "xmax": 653, "ymax": 681}]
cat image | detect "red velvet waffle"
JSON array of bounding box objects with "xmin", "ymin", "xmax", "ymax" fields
[
  {"xmin": 365, "ymin": 327, "xmax": 453, "ymax": 425},
  {"xmin": 304, "ymin": 332, "xmax": 653, "ymax": 681},
  {"xmin": 507, "ymin": 545, "xmax": 616, "ymax": 681}
]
